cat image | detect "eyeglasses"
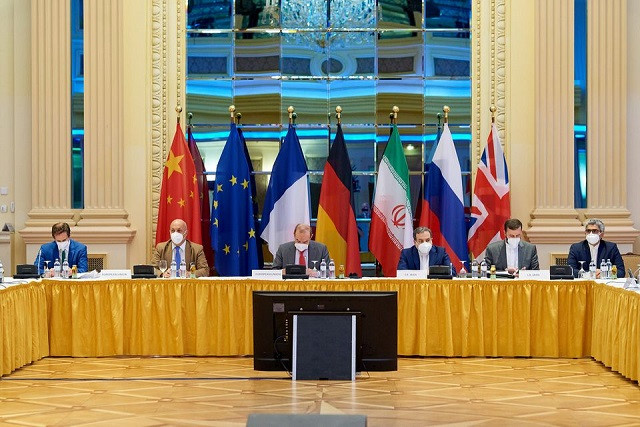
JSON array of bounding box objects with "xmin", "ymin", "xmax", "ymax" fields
[{"xmin": 585, "ymin": 229, "xmax": 601, "ymax": 234}]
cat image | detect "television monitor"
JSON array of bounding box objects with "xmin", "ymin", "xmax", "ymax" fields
[{"xmin": 252, "ymin": 291, "xmax": 397, "ymax": 372}]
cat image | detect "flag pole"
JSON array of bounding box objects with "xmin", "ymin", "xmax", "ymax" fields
[
  {"xmin": 187, "ymin": 112, "xmax": 193, "ymax": 127},
  {"xmin": 490, "ymin": 105, "xmax": 496, "ymax": 123},
  {"xmin": 236, "ymin": 112, "xmax": 242, "ymax": 125},
  {"xmin": 288, "ymin": 106, "xmax": 296, "ymax": 125},
  {"xmin": 176, "ymin": 105, "xmax": 182, "ymax": 124},
  {"xmin": 443, "ymin": 105, "xmax": 450, "ymax": 124},
  {"xmin": 335, "ymin": 105, "xmax": 342, "ymax": 125}
]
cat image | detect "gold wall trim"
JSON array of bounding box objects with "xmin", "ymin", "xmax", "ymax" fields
[{"xmin": 151, "ymin": 0, "xmax": 168, "ymax": 244}]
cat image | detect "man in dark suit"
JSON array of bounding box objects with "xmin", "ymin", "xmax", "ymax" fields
[
  {"xmin": 568, "ymin": 218, "xmax": 624, "ymax": 278},
  {"xmin": 152, "ymin": 218, "xmax": 209, "ymax": 277},
  {"xmin": 397, "ymin": 226, "xmax": 453, "ymax": 273},
  {"xmin": 485, "ymin": 218, "xmax": 539, "ymax": 274},
  {"xmin": 35, "ymin": 222, "xmax": 88, "ymax": 275},
  {"xmin": 272, "ymin": 224, "xmax": 330, "ymax": 276}
]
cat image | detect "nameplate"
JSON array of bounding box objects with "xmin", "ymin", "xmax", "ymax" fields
[
  {"xmin": 252, "ymin": 270, "xmax": 283, "ymax": 280},
  {"xmin": 100, "ymin": 269, "xmax": 132, "ymax": 279},
  {"xmin": 518, "ymin": 270, "xmax": 550, "ymax": 281},
  {"xmin": 396, "ymin": 270, "xmax": 429, "ymax": 279}
]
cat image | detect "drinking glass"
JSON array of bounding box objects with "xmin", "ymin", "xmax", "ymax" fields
[
  {"xmin": 158, "ymin": 260, "xmax": 168, "ymax": 277},
  {"xmin": 578, "ymin": 261, "xmax": 586, "ymax": 278},
  {"xmin": 458, "ymin": 261, "xmax": 467, "ymax": 278},
  {"xmin": 43, "ymin": 260, "xmax": 50, "ymax": 278},
  {"xmin": 311, "ymin": 260, "xmax": 318, "ymax": 277}
]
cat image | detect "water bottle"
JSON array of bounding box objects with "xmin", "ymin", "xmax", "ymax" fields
[
  {"xmin": 328, "ymin": 259, "xmax": 335, "ymax": 279},
  {"xmin": 53, "ymin": 258, "xmax": 61, "ymax": 278},
  {"xmin": 62, "ymin": 259, "xmax": 70, "ymax": 279},
  {"xmin": 0, "ymin": 260, "xmax": 4, "ymax": 283},
  {"xmin": 589, "ymin": 259, "xmax": 596, "ymax": 279},
  {"xmin": 600, "ymin": 259, "xmax": 606, "ymax": 279},
  {"xmin": 179, "ymin": 259, "xmax": 187, "ymax": 278},
  {"xmin": 170, "ymin": 259, "xmax": 177, "ymax": 278},
  {"xmin": 471, "ymin": 259, "xmax": 479, "ymax": 279},
  {"xmin": 320, "ymin": 259, "xmax": 327, "ymax": 279},
  {"xmin": 606, "ymin": 259, "xmax": 612, "ymax": 280},
  {"xmin": 480, "ymin": 259, "xmax": 488, "ymax": 278}
]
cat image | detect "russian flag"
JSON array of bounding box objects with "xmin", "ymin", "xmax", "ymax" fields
[
  {"xmin": 259, "ymin": 124, "xmax": 310, "ymax": 256},
  {"xmin": 418, "ymin": 123, "xmax": 469, "ymax": 271}
]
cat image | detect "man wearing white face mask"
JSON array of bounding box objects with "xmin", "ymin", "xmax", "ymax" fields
[
  {"xmin": 34, "ymin": 222, "xmax": 88, "ymax": 275},
  {"xmin": 485, "ymin": 218, "xmax": 539, "ymax": 274},
  {"xmin": 397, "ymin": 227, "xmax": 453, "ymax": 273},
  {"xmin": 567, "ymin": 218, "xmax": 624, "ymax": 278},
  {"xmin": 151, "ymin": 218, "xmax": 210, "ymax": 277},
  {"xmin": 272, "ymin": 224, "xmax": 330, "ymax": 276}
]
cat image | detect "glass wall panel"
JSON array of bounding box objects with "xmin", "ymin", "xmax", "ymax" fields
[
  {"xmin": 186, "ymin": 0, "xmax": 473, "ymax": 273},
  {"xmin": 71, "ymin": 0, "xmax": 84, "ymax": 209}
]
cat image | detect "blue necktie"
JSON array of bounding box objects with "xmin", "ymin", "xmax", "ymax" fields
[{"xmin": 175, "ymin": 246, "xmax": 181, "ymax": 267}]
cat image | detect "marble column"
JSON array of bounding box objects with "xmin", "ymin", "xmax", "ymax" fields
[
  {"xmin": 75, "ymin": 0, "xmax": 136, "ymax": 266},
  {"xmin": 527, "ymin": 0, "xmax": 583, "ymax": 245},
  {"xmin": 584, "ymin": 0, "xmax": 638, "ymax": 244},
  {"xmin": 20, "ymin": 0, "xmax": 75, "ymax": 251}
]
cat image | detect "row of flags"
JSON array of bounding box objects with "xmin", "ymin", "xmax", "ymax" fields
[{"xmin": 156, "ymin": 117, "xmax": 510, "ymax": 277}]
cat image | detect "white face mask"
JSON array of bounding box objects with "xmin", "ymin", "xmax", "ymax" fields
[
  {"xmin": 56, "ymin": 240, "xmax": 70, "ymax": 252},
  {"xmin": 586, "ymin": 233, "xmax": 600, "ymax": 245},
  {"xmin": 507, "ymin": 237, "xmax": 520, "ymax": 248},
  {"xmin": 171, "ymin": 231, "xmax": 185, "ymax": 246},
  {"xmin": 295, "ymin": 242, "xmax": 309, "ymax": 252},
  {"xmin": 418, "ymin": 242, "xmax": 432, "ymax": 254}
]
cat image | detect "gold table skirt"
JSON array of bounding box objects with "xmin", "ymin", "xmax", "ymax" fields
[{"xmin": 1, "ymin": 278, "xmax": 637, "ymax": 381}]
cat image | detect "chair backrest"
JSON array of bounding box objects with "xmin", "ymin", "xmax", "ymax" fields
[{"xmin": 622, "ymin": 253, "xmax": 640, "ymax": 276}]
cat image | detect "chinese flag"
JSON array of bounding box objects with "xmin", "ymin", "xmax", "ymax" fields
[{"xmin": 156, "ymin": 123, "xmax": 202, "ymax": 245}]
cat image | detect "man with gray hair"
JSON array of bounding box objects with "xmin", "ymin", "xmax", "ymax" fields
[
  {"xmin": 567, "ymin": 218, "xmax": 625, "ymax": 278},
  {"xmin": 397, "ymin": 226, "xmax": 453, "ymax": 273}
]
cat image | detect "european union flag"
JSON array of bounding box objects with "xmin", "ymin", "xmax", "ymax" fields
[{"xmin": 211, "ymin": 124, "xmax": 259, "ymax": 276}]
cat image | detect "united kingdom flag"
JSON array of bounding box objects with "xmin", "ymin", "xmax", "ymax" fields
[{"xmin": 467, "ymin": 122, "xmax": 510, "ymax": 258}]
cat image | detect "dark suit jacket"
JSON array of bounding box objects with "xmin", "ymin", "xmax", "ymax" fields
[
  {"xmin": 397, "ymin": 245, "xmax": 454, "ymax": 274},
  {"xmin": 35, "ymin": 239, "xmax": 88, "ymax": 274},
  {"xmin": 151, "ymin": 240, "xmax": 210, "ymax": 277},
  {"xmin": 567, "ymin": 239, "xmax": 625, "ymax": 278},
  {"xmin": 485, "ymin": 240, "xmax": 539, "ymax": 271},
  {"xmin": 272, "ymin": 240, "xmax": 330, "ymax": 269}
]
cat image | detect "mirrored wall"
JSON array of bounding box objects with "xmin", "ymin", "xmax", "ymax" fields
[{"xmin": 186, "ymin": 0, "xmax": 472, "ymax": 263}]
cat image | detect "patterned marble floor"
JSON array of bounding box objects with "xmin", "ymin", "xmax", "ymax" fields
[{"xmin": 0, "ymin": 357, "xmax": 639, "ymax": 426}]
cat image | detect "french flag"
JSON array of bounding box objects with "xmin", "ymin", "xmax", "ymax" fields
[
  {"xmin": 418, "ymin": 123, "xmax": 469, "ymax": 271},
  {"xmin": 259, "ymin": 124, "xmax": 310, "ymax": 256}
]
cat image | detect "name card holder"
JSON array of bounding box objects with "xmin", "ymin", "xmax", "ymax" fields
[
  {"xmin": 100, "ymin": 269, "xmax": 132, "ymax": 280},
  {"xmin": 252, "ymin": 270, "xmax": 283, "ymax": 280},
  {"xmin": 396, "ymin": 270, "xmax": 429, "ymax": 279},
  {"xmin": 518, "ymin": 270, "xmax": 550, "ymax": 281}
]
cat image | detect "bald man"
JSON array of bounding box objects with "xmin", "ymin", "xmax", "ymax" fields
[
  {"xmin": 272, "ymin": 224, "xmax": 330, "ymax": 277},
  {"xmin": 151, "ymin": 218, "xmax": 210, "ymax": 277}
]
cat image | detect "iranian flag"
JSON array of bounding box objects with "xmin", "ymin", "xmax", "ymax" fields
[{"xmin": 369, "ymin": 125, "xmax": 413, "ymax": 277}]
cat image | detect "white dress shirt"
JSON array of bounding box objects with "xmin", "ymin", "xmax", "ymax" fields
[
  {"xmin": 419, "ymin": 253, "xmax": 430, "ymax": 271},
  {"xmin": 506, "ymin": 242, "xmax": 518, "ymax": 269}
]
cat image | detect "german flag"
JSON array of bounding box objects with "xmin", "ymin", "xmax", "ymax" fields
[{"xmin": 316, "ymin": 124, "xmax": 362, "ymax": 277}]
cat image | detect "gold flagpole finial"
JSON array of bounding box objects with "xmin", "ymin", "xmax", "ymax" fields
[
  {"xmin": 229, "ymin": 105, "xmax": 236, "ymax": 123},
  {"xmin": 335, "ymin": 106, "xmax": 342, "ymax": 125},
  {"xmin": 235, "ymin": 112, "xmax": 242, "ymax": 125},
  {"xmin": 288, "ymin": 106, "xmax": 295, "ymax": 125},
  {"xmin": 391, "ymin": 106, "xmax": 399, "ymax": 124},
  {"xmin": 176, "ymin": 105, "xmax": 182, "ymax": 124},
  {"xmin": 187, "ymin": 112, "xmax": 193, "ymax": 127},
  {"xmin": 490, "ymin": 105, "xmax": 496, "ymax": 123},
  {"xmin": 443, "ymin": 105, "xmax": 450, "ymax": 124}
]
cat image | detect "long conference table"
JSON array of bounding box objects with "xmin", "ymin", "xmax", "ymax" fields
[{"xmin": 1, "ymin": 277, "xmax": 638, "ymax": 382}]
